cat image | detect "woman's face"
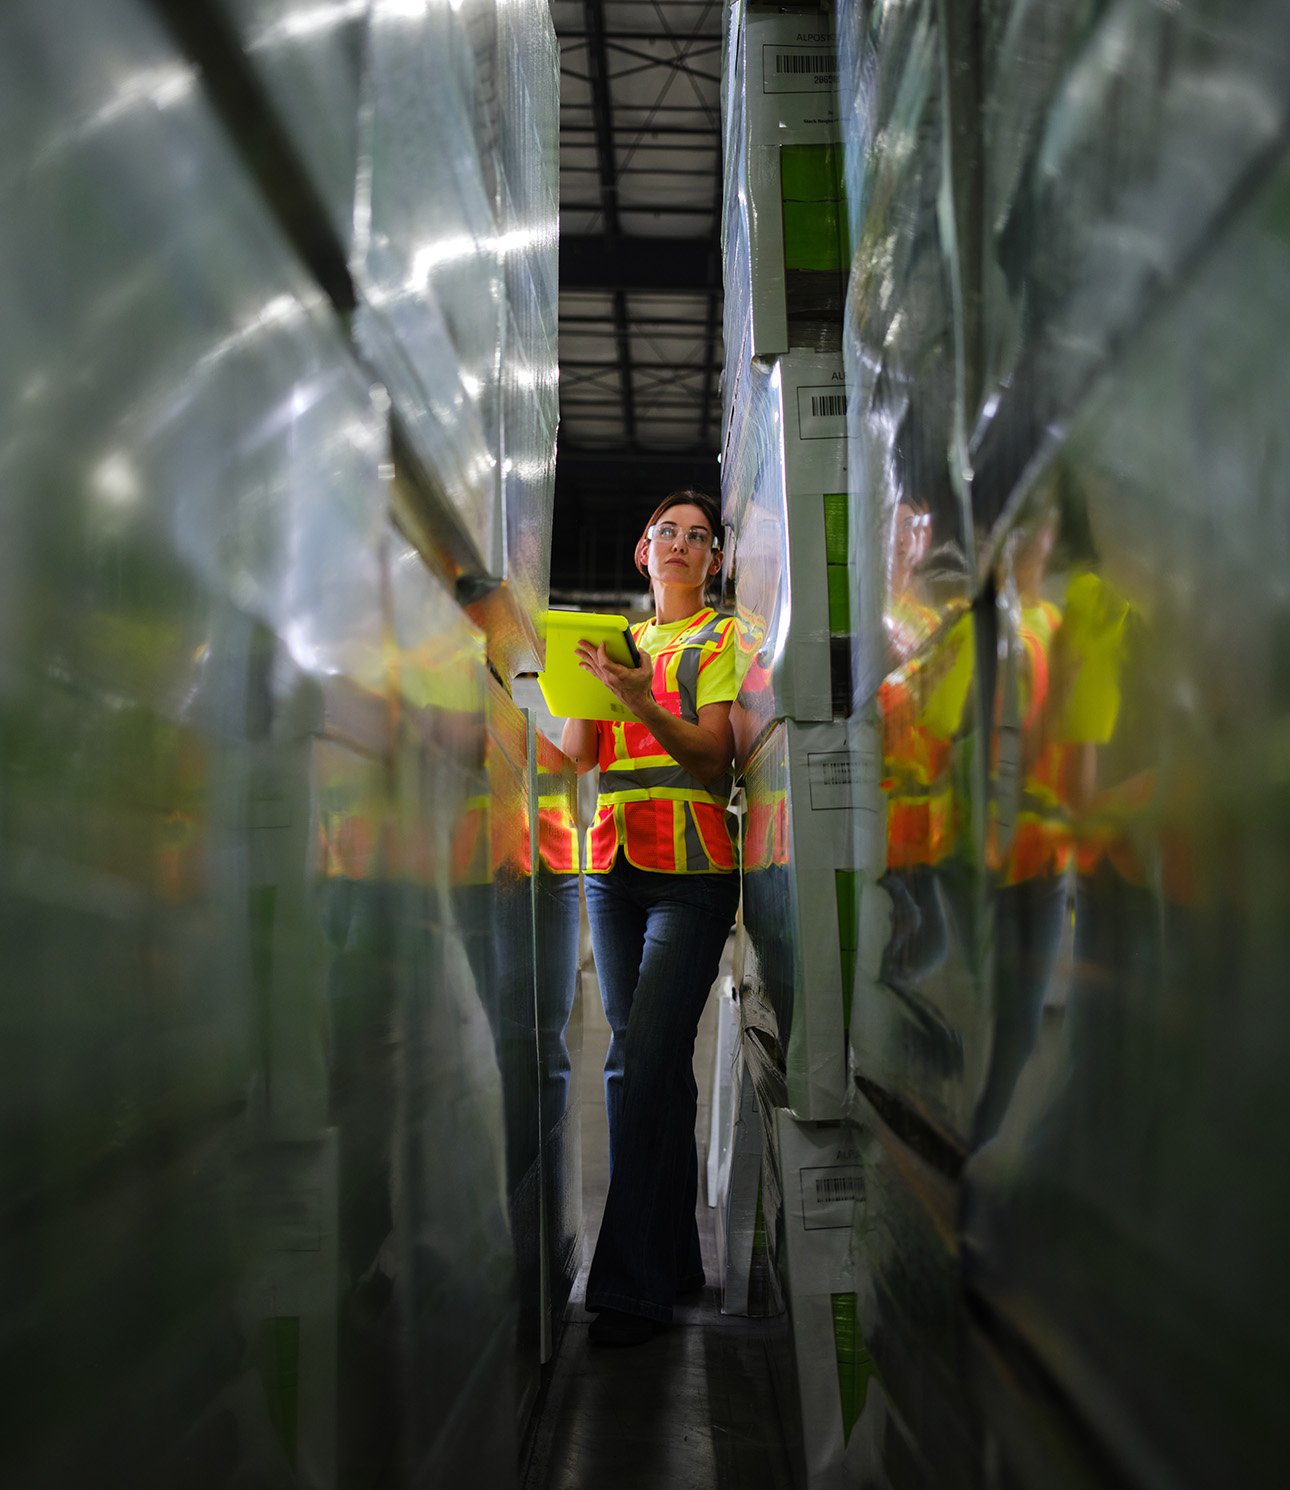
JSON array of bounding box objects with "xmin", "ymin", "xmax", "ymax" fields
[
  {"xmin": 636, "ymin": 502, "xmax": 721, "ymax": 591},
  {"xmin": 891, "ymin": 502, "xmax": 931, "ymax": 590}
]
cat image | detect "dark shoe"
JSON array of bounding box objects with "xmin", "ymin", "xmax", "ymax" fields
[
  {"xmin": 588, "ymin": 1308, "xmax": 657, "ymax": 1347},
  {"xmin": 674, "ymin": 1274, "xmax": 707, "ymax": 1300}
]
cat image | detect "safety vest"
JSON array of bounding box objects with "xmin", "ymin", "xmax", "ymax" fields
[
  {"xmin": 585, "ymin": 608, "xmax": 738, "ymax": 874},
  {"xmin": 993, "ymin": 600, "xmax": 1077, "ymax": 885},
  {"xmin": 743, "ymin": 788, "xmax": 789, "ymax": 872},
  {"xmin": 531, "ymin": 734, "xmax": 580, "ymax": 874},
  {"xmin": 880, "ymin": 605, "xmax": 968, "ymax": 870}
]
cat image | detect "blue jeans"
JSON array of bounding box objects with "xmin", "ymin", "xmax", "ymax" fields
[{"xmin": 583, "ymin": 859, "xmax": 740, "ymax": 1322}]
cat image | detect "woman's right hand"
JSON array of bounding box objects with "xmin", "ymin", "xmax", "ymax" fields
[{"xmin": 576, "ymin": 640, "xmax": 655, "ymax": 717}]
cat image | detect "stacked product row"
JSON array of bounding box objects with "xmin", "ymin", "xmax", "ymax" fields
[
  {"xmin": 721, "ymin": 0, "xmax": 857, "ymax": 1119},
  {"xmin": 717, "ymin": 5, "xmax": 877, "ymax": 1484},
  {"xmin": 831, "ymin": 0, "xmax": 1290, "ymax": 1486},
  {"xmin": 0, "ymin": 3, "xmax": 577, "ymax": 1489}
]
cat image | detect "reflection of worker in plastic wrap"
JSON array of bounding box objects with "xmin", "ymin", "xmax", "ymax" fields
[
  {"xmin": 530, "ymin": 731, "xmax": 583, "ymax": 1151},
  {"xmin": 451, "ymin": 708, "xmax": 581, "ymax": 1212},
  {"xmin": 975, "ymin": 505, "xmax": 1073, "ymax": 1144},
  {"xmin": 883, "ymin": 496, "xmax": 937, "ymax": 667},
  {"xmin": 877, "ymin": 495, "xmax": 971, "ymax": 1015},
  {"xmin": 449, "ymin": 715, "xmax": 539, "ymax": 1204}
]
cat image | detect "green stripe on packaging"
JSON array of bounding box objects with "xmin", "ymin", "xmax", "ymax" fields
[
  {"xmin": 255, "ymin": 1315, "xmax": 301, "ymax": 1465},
  {"xmin": 782, "ymin": 199, "xmax": 848, "ymax": 271},
  {"xmin": 831, "ymin": 1292, "xmax": 877, "ymax": 1442},
  {"xmin": 823, "ymin": 493, "xmax": 849, "ymax": 562},
  {"xmin": 828, "ymin": 564, "xmax": 851, "ymax": 633},
  {"xmin": 781, "ymin": 142, "xmax": 844, "ymax": 200}
]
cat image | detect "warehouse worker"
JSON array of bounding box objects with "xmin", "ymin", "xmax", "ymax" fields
[
  {"xmin": 561, "ymin": 489, "xmax": 739, "ymax": 1346},
  {"xmin": 878, "ymin": 495, "xmax": 955, "ymax": 981},
  {"xmin": 977, "ymin": 509, "xmax": 1072, "ymax": 1143}
]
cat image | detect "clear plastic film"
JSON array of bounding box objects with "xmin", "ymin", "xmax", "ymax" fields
[
  {"xmin": 722, "ymin": 350, "xmax": 851, "ymax": 754},
  {"xmin": 962, "ymin": 146, "xmax": 1290, "ymax": 1490},
  {"xmin": 741, "ymin": 718, "xmax": 873, "ymax": 1121},
  {"xmin": 971, "ymin": 0, "xmax": 1290, "ymax": 544},
  {"xmin": 722, "ymin": 6, "xmax": 849, "ymax": 362},
  {"xmin": 835, "ymin": 0, "xmax": 1290, "ymax": 1483},
  {"xmin": 0, "ymin": 4, "xmax": 518, "ymax": 1484},
  {"xmin": 356, "ymin": 0, "xmax": 558, "ymax": 674},
  {"xmin": 445, "ymin": 673, "xmax": 543, "ymax": 1425},
  {"xmin": 357, "ymin": 0, "xmax": 505, "ymax": 560},
  {"xmin": 841, "ymin": 0, "xmax": 975, "ymax": 702},
  {"xmin": 529, "ymin": 724, "xmax": 583, "ymax": 1358},
  {"xmin": 217, "ymin": 0, "xmax": 369, "ymax": 249}
]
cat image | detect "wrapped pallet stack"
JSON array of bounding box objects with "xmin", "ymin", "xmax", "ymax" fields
[
  {"xmin": 0, "ymin": 3, "xmax": 578, "ymax": 1488},
  {"xmin": 722, "ymin": 1, "xmax": 860, "ymax": 1123},
  {"xmin": 718, "ymin": 4, "xmax": 878, "ymax": 1486},
  {"xmin": 717, "ymin": 0, "xmax": 1290, "ymax": 1485},
  {"xmin": 835, "ymin": 0, "xmax": 1290, "ymax": 1485}
]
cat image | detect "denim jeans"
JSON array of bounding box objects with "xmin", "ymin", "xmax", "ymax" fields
[{"xmin": 583, "ymin": 858, "xmax": 740, "ymax": 1322}]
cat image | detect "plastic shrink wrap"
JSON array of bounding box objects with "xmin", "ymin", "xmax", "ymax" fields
[
  {"xmin": 835, "ymin": 0, "xmax": 1290, "ymax": 1486},
  {"xmin": 355, "ymin": 0, "xmax": 558, "ymax": 676},
  {"xmin": 529, "ymin": 728, "xmax": 584, "ymax": 1360},
  {"xmin": 0, "ymin": 3, "xmax": 521, "ymax": 1485},
  {"xmin": 722, "ymin": 343, "xmax": 851, "ymax": 753},
  {"xmin": 214, "ymin": 0, "xmax": 369, "ymax": 250},
  {"xmin": 963, "ymin": 138, "xmax": 1290, "ymax": 1490},
  {"xmin": 722, "ymin": 4, "xmax": 848, "ymax": 359}
]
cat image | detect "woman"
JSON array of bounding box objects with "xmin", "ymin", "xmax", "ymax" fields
[{"xmin": 561, "ymin": 489, "xmax": 740, "ymax": 1346}]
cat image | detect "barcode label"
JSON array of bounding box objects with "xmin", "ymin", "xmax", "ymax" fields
[
  {"xmin": 797, "ymin": 384, "xmax": 849, "ymax": 440},
  {"xmin": 816, "ymin": 1174, "xmax": 862, "ymax": 1204},
  {"xmin": 763, "ymin": 44, "xmax": 837, "ymax": 94},
  {"xmin": 800, "ymin": 1164, "xmax": 864, "ymax": 1229},
  {"xmin": 808, "ymin": 751, "xmax": 859, "ymax": 810},
  {"xmin": 776, "ymin": 52, "xmax": 835, "ymax": 75}
]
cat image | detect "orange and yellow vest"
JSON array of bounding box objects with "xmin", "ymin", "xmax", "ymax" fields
[
  {"xmin": 586, "ymin": 608, "xmax": 738, "ymax": 874},
  {"xmin": 992, "ymin": 599, "xmax": 1078, "ymax": 885},
  {"xmin": 532, "ymin": 732, "xmax": 580, "ymax": 874},
  {"xmin": 880, "ymin": 604, "xmax": 971, "ymax": 870}
]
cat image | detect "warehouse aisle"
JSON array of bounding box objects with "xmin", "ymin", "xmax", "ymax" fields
[{"xmin": 520, "ymin": 943, "xmax": 797, "ymax": 1490}]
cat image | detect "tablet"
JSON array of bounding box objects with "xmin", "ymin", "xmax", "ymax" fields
[{"xmin": 536, "ymin": 610, "xmax": 642, "ymax": 721}]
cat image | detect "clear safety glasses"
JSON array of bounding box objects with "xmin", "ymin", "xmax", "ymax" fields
[{"xmin": 646, "ymin": 522, "xmax": 718, "ymax": 550}]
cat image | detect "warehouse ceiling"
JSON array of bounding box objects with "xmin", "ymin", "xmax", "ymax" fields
[{"xmin": 549, "ymin": 0, "xmax": 725, "ymax": 602}]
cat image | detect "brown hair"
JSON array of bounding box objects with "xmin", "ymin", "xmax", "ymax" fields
[{"xmin": 633, "ymin": 489, "xmax": 722, "ymax": 577}]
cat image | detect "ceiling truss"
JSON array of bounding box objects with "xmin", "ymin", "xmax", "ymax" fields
[{"xmin": 552, "ymin": 0, "xmax": 724, "ymax": 599}]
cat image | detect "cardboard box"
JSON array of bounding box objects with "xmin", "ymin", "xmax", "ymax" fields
[
  {"xmin": 741, "ymin": 716, "xmax": 884, "ymax": 1120},
  {"xmin": 722, "ymin": 350, "xmax": 851, "ymax": 749},
  {"xmin": 770, "ymin": 1107, "xmax": 879, "ymax": 1488},
  {"xmin": 723, "ymin": 11, "xmax": 848, "ymax": 358}
]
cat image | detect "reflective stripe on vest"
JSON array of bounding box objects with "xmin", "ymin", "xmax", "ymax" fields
[
  {"xmin": 534, "ymin": 769, "xmax": 580, "ymax": 874},
  {"xmin": 992, "ymin": 602, "xmax": 1073, "ymax": 883}
]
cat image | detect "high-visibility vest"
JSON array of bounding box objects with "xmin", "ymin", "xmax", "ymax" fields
[
  {"xmin": 880, "ymin": 605, "xmax": 968, "ymax": 870},
  {"xmin": 531, "ymin": 734, "xmax": 580, "ymax": 874},
  {"xmin": 991, "ymin": 600, "xmax": 1079, "ymax": 884},
  {"xmin": 585, "ymin": 608, "xmax": 738, "ymax": 874},
  {"xmin": 743, "ymin": 788, "xmax": 789, "ymax": 872}
]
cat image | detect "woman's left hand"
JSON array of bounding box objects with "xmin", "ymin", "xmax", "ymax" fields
[{"xmin": 576, "ymin": 640, "xmax": 654, "ymax": 717}]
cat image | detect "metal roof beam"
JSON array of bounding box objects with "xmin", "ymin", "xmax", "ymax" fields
[
  {"xmin": 558, "ymin": 448, "xmax": 718, "ymax": 472},
  {"xmin": 561, "ymin": 233, "xmax": 716, "ymax": 291},
  {"xmin": 698, "ymin": 152, "xmax": 724, "ymax": 442},
  {"xmin": 558, "ymin": 31, "xmax": 722, "ymax": 43},
  {"xmin": 583, "ymin": 0, "xmax": 637, "ymax": 445},
  {"xmin": 561, "ymin": 201, "xmax": 717, "ymax": 216}
]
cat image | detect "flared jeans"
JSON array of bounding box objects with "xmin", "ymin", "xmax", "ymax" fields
[{"xmin": 583, "ymin": 858, "xmax": 740, "ymax": 1322}]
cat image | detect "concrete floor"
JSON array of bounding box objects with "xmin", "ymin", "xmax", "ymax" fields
[{"xmin": 521, "ymin": 922, "xmax": 798, "ymax": 1490}]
